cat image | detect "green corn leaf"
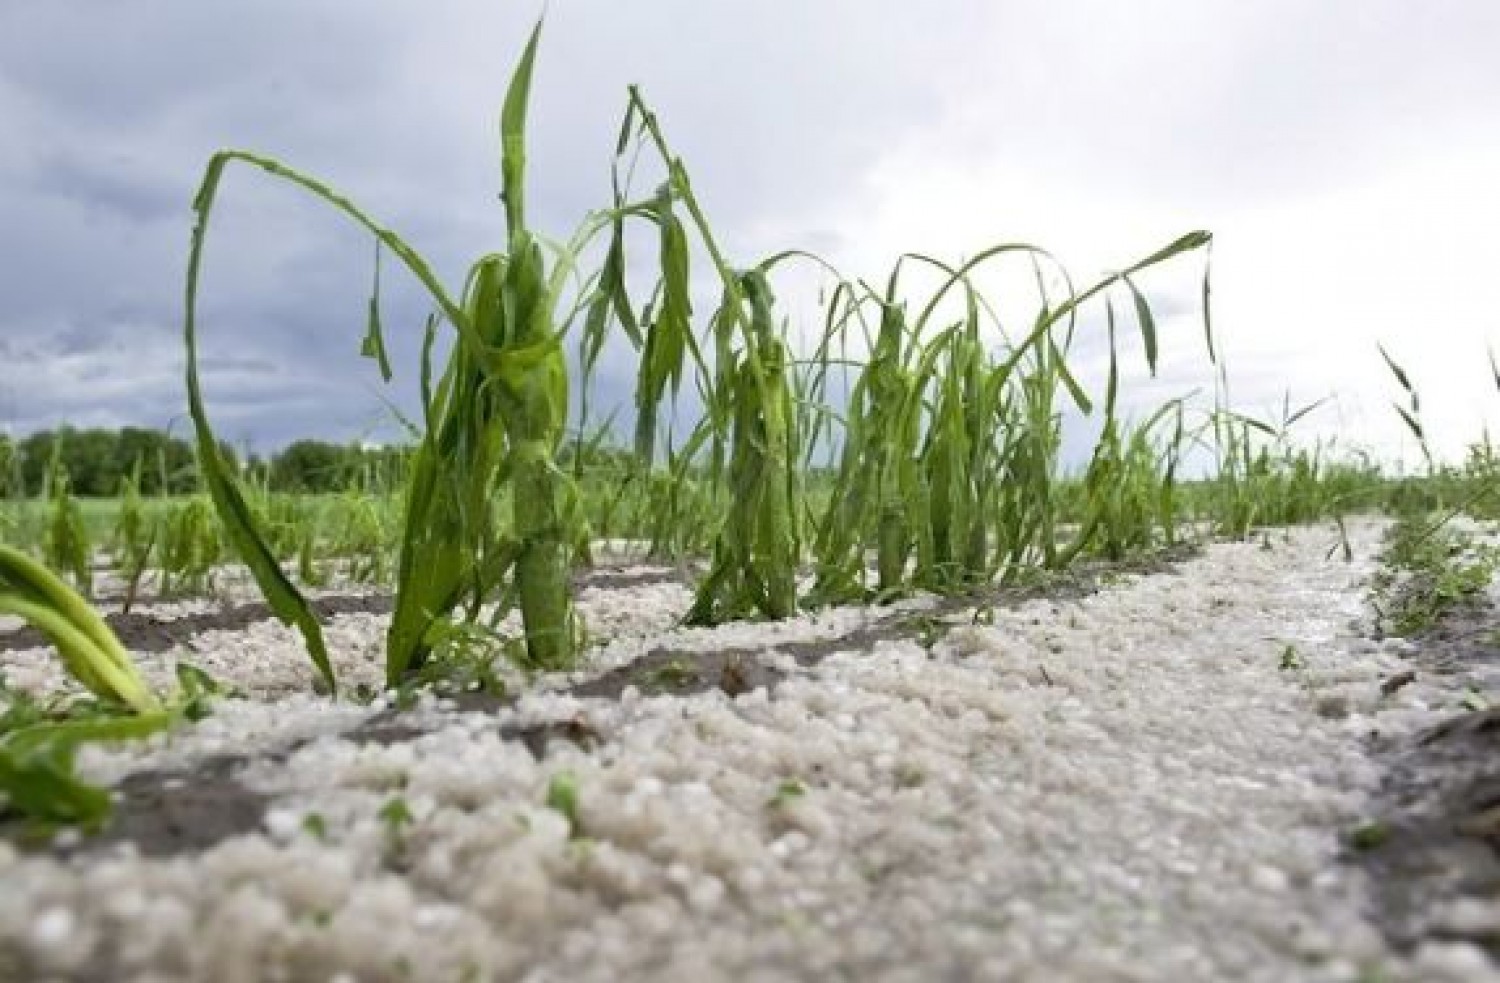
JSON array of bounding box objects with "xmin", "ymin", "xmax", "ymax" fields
[
  {"xmin": 500, "ymin": 19, "xmax": 543, "ymax": 239},
  {"xmin": 614, "ymin": 92, "xmax": 639, "ymax": 155},
  {"xmin": 0, "ymin": 544, "xmax": 158, "ymax": 714},
  {"xmin": 362, "ymin": 241, "xmax": 394, "ymax": 382},
  {"xmin": 1, "ymin": 712, "xmax": 176, "ymax": 830},
  {"xmin": 0, "ymin": 742, "xmax": 112, "ymax": 830},
  {"xmin": 184, "ymin": 157, "xmax": 337, "ymax": 695}
]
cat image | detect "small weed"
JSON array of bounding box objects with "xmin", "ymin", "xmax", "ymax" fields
[
  {"xmin": 1372, "ymin": 516, "xmax": 1498, "ymax": 637},
  {"xmin": 378, "ymin": 797, "xmax": 413, "ymax": 838},
  {"xmin": 301, "ymin": 812, "xmax": 328, "ymax": 841},
  {"xmin": 643, "ymin": 657, "xmax": 697, "ymax": 692},
  {"xmin": 768, "ymin": 777, "xmax": 806, "ymax": 809},
  {"xmin": 898, "ymin": 615, "xmax": 949, "ymax": 649},
  {"xmin": 546, "ymin": 771, "xmax": 582, "ymax": 837},
  {"xmin": 394, "ymin": 620, "xmax": 509, "ymax": 704},
  {"xmin": 1348, "ymin": 820, "xmax": 1391, "ymax": 851},
  {"xmin": 893, "ymin": 763, "xmax": 925, "ymax": 789},
  {"xmin": 1278, "ymin": 645, "xmax": 1304, "ymax": 673}
]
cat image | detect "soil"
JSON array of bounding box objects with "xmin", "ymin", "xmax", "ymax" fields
[
  {"xmin": 1, "ymin": 755, "xmax": 270, "ymax": 859},
  {"xmin": 1350, "ymin": 586, "xmax": 1500, "ymax": 956}
]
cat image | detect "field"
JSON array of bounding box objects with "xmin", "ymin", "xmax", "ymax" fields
[{"xmin": 4, "ymin": 21, "xmax": 1500, "ymax": 983}]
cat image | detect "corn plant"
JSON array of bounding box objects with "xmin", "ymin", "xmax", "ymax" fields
[
  {"xmin": 1073, "ymin": 403, "xmax": 1188, "ymax": 562},
  {"xmin": 43, "ymin": 448, "xmax": 92, "ymax": 598},
  {"xmin": 913, "ymin": 279, "xmax": 1010, "ymax": 590},
  {"xmin": 0, "ymin": 436, "xmax": 13, "ymax": 501},
  {"xmin": 295, "ymin": 523, "xmax": 327, "ymax": 588},
  {"xmin": 256, "ymin": 489, "xmax": 315, "ymax": 564},
  {"xmin": 330, "ymin": 487, "xmax": 392, "ymax": 585},
  {"xmin": 173, "ymin": 19, "xmax": 1223, "ymax": 690},
  {"xmin": 183, "ymin": 23, "xmax": 719, "ymax": 689},
  {"xmin": 809, "ymin": 271, "xmax": 923, "ymax": 603},
  {"xmin": 1057, "ymin": 298, "xmax": 1195, "ymax": 560},
  {"xmin": 683, "ymin": 268, "xmax": 802, "ymax": 624},
  {"xmin": 112, "ymin": 459, "xmax": 158, "ymax": 612},
  {"xmin": 810, "ymin": 235, "xmax": 1213, "ymax": 601},
  {"xmin": 611, "ymin": 93, "xmax": 821, "ymax": 625},
  {"xmin": 157, "ymin": 496, "xmax": 222, "ymax": 597},
  {"xmin": 640, "ymin": 451, "xmax": 715, "ymax": 562}
]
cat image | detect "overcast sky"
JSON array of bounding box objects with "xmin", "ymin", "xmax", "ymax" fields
[{"xmin": 2, "ymin": 0, "xmax": 1497, "ymax": 465}]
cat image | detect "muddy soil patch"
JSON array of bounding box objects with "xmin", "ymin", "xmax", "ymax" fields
[
  {"xmin": 1353, "ymin": 589, "xmax": 1500, "ymax": 958},
  {"xmin": 1, "ymin": 754, "xmax": 268, "ymax": 859},
  {"xmin": 0, "ymin": 594, "xmax": 394, "ymax": 655}
]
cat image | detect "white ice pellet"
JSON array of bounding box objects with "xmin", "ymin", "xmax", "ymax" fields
[
  {"xmin": 263, "ymin": 807, "xmax": 301, "ymax": 842},
  {"xmin": 29, "ymin": 906, "xmax": 75, "ymax": 950},
  {"xmin": 1412, "ymin": 940, "xmax": 1500, "ymax": 982},
  {"xmin": 26, "ymin": 905, "xmax": 92, "ymax": 973},
  {"xmin": 1249, "ymin": 865, "xmax": 1290, "ymax": 892},
  {"xmin": 1433, "ymin": 897, "xmax": 1500, "ymax": 938}
]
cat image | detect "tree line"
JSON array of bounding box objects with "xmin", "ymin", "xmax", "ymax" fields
[{"xmin": 0, "ymin": 427, "xmax": 411, "ymax": 498}]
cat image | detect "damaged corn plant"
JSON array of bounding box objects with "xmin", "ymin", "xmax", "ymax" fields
[
  {"xmin": 807, "ymin": 237, "xmax": 1212, "ymax": 604},
  {"xmin": 182, "ymin": 22, "xmax": 736, "ymax": 689}
]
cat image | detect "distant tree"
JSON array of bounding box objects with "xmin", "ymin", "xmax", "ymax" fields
[
  {"xmin": 4, "ymin": 426, "xmax": 406, "ymax": 497},
  {"xmin": 65, "ymin": 428, "xmax": 118, "ymax": 495},
  {"xmin": 12, "ymin": 427, "xmax": 198, "ymax": 497},
  {"xmin": 270, "ymin": 440, "xmax": 348, "ymax": 493}
]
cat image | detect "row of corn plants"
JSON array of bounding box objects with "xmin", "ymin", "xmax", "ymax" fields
[{"xmin": 171, "ymin": 21, "xmax": 1231, "ymax": 694}]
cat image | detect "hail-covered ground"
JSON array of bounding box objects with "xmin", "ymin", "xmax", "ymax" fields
[{"xmin": 1, "ymin": 520, "xmax": 1495, "ymax": 981}]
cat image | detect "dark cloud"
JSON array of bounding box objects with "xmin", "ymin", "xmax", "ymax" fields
[
  {"xmin": 27, "ymin": 153, "xmax": 182, "ymax": 225},
  {"xmin": 1, "ymin": 0, "xmax": 1496, "ymax": 459}
]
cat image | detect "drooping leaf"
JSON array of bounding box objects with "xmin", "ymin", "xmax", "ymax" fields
[{"xmin": 361, "ymin": 241, "xmax": 394, "ymax": 382}]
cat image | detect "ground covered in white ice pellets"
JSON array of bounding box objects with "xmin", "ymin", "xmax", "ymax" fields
[{"xmin": 2, "ymin": 519, "xmax": 1494, "ymax": 981}]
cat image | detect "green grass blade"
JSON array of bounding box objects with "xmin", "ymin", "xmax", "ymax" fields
[
  {"xmin": 1378, "ymin": 344, "xmax": 1414, "ymax": 394},
  {"xmin": 1201, "ymin": 240, "xmax": 1217, "ymax": 363},
  {"xmin": 1123, "ymin": 275, "xmax": 1158, "ymax": 374}
]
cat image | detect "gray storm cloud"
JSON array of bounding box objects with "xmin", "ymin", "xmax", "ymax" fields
[{"xmin": 1, "ymin": 0, "xmax": 1496, "ymax": 461}]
